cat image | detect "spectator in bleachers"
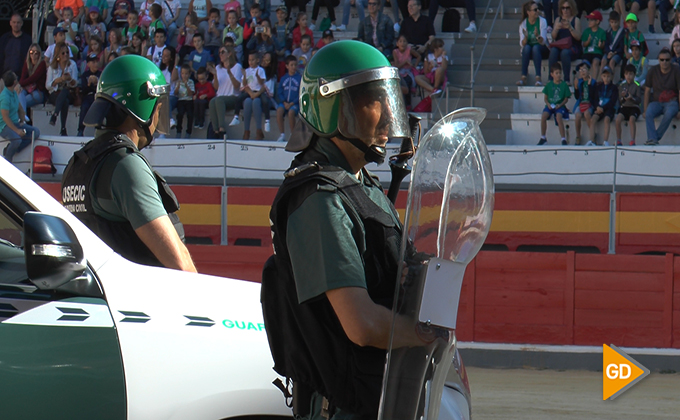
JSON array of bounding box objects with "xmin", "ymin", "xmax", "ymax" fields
[
  {"xmin": 392, "ymin": 34, "xmax": 420, "ymax": 107},
  {"xmin": 309, "ymin": 0, "xmax": 340, "ymax": 31},
  {"xmin": 628, "ymin": 39, "xmax": 648, "ymax": 84},
  {"xmin": 316, "ymin": 29, "xmax": 335, "ymax": 48},
  {"xmin": 548, "ymin": 0, "xmax": 581, "ymax": 83},
  {"xmin": 542, "ymin": 0, "xmax": 559, "ymax": 29},
  {"xmin": 582, "ymin": 11, "xmax": 606, "ymax": 79},
  {"xmin": 107, "ymin": 50, "xmax": 119, "ymax": 63},
  {"xmin": 588, "ymin": 65, "xmax": 618, "ymax": 145},
  {"xmin": 671, "ymin": 39, "xmax": 680, "ymax": 65},
  {"xmin": 428, "ymin": 0, "xmax": 476, "ymax": 33},
  {"xmin": 670, "ymin": 7, "xmax": 680, "ymax": 46},
  {"xmin": 162, "ymin": 0, "xmax": 182, "ymax": 46},
  {"xmin": 292, "ymin": 34, "xmax": 313, "ymax": 73},
  {"xmin": 615, "ymin": 64, "xmax": 642, "ymax": 145},
  {"xmin": 123, "ymin": 10, "xmax": 144, "ymax": 44},
  {"xmin": 517, "ymin": 0, "xmax": 549, "ymax": 87},
  {"xmin": 85, "ymin": 0, "xmax": 108, "ymax": 23},
  {"xmin": 110, "ymin": 0, "xmax": 135, "ymax": 29},
  {"xmin": 76, "ymin": 53, "xmax": 101, "ymax": 136},
  {"xmin": 223, "ymin": 10, "xmax": 245, "ymax": 61},
  {"xmin": 292, "ymin": 11, "xmax": 314, "ymax": 49},
  {"xmin": 657, "ymin": 0, "xmax": 675, "ymax": 34},
  {"xmin": 0, "ymin": 14, "xmax": 32, "ymax": 76},
  {"xmin": 224, "ymin": 0, "xmax": 242, "ymax": 20},
  {"xmin": 18, "ymin": 44, "xmax": 47, "ymax": 116},
  {"xmin": 615, "ymin": 0, "xmax": 656, "ymax": 33},
  {"xmin": 643, "ymin": 48, "xmax": 680, "ymax": 145},
  {"xmin": 245, "ymin": 0, "xmax": 272, "ymax": 21},
  {"xmin": 178, "ymin": 12, "xmax": 199, "ymax": 62},
  {"xmin": 230, "ymin": 51, "xmax": 266, "ymax": 139},
  {"xmin": 602, "ymin": 11, "xmax": 624, "ymax": 80},
  {"xmin": 131, "ymin": 31, "xmax": 149, "ymax": 55},
  {"xmin": 176, "ymin": 64, "xmax": 196, "ymax": 138},
  {"xmin": 285, "ymin": 0, "xmax": 311, "ymax": 21},
  {"xmin": 46, "ymin": 42, "xmax": 79, "ymax": 136},
  {"xmin": 624, "ymin": 13, "xmax": 647, "ymax": 59},
  {"xmin": 415, "ymin": 37, "xmax": 447, "ymax": 95},
  {"xmin": 573, "ymin": 0, "xmax": 602, "ymax": 18},
  {"xmin": 244, "ymin": 3, "xmax": 266, "ymax": 45},
  {"xmin": 248, "ymin": 19, "xmax": 277, "ymax": 58},
  {"xmin": 339, "ymin": 0, "xmax": 365, "ymax": 32},
  {"xmin": 208, "ymin": 45, "xmax": 242, "ymax": 137},
  {"xmin": 1, "ymin": 71, "xmax": 40, "ymax": 164},
  {"xmin": 189, "ymin": 0, "xmax": 214, "ymax": 35},
  {"xmin": 83, "ymin": 6, "xmax": 107, "ymax": 45},
  {"xmin": 56, "ymin": 7, "xmax": 80, "ymax": 53},
  {"xmin": 45, "ymin": 28, "xmax": 73, "ymax": 62},
  {"xmin": 105, "ymin": 29, "xmax": 123, "ymax": 59},
  {"xmin": 188, "ymin": 34, "xmax": 213, "ymax": 75},
  {"xmin": 204, "ymin": 8, "xmax": 225, "ymax": 59},
  {"xmin": 147, "ymin": 28, "xmax": 168, "ymax": 66},
  {"xmin": 193, "ymin": 66, "xmax": 215, "ymax": 129},
  {"xmin": 274, "ymin": 5, "xmax": 291, "ymax": 58},
  {"xmin": 47, "ymin": 0, "xmax": 85, "ymax": 26},
  {"xmin": 138, "ymin": 0, "xmax": 154, "ymax": 30},
  {"xmin": 261, "ymin": 51, "xmax": 277, "ymax": 133},
  {"xmin": 572, "ymin": 60, "xmax": 596, "ymax": 145},
  {"xmin": 87, "ymin": 36, "xmax": 106, "ymax": 70},
  {"xmin": 399, "ymin": 0, "xmax": 435, "ymax": 55},
  {"xmin": 358, "ymin": 0, "xmax": 395, "ymax": 55},
  {"xmin": 538, "ymin": 63, "xmax": 570, "ymax": 145},
  {"xmin": 276, "ymin": 55, "xmax": 300, "ymax": 142},
  {"xmin": 148, "ymin": 4, "xmax": 167, "ymax": 40}
]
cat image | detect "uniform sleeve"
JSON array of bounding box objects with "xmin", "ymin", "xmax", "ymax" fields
[
  {"xmin": 108, "ymin": 154, "xmax": 168, "ymax": 230},
  {"xmin": 286, "ymin": 190, "xmax": 367, "ymax": 304}
]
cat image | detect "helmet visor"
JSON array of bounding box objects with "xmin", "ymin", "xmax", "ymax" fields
[
  {"xmin": 154, "ymin": 94, "xmax": 170, "ymax": 135},
  {"xmin": 337, "ymin": 78, "xmax": 410, "ymax": 144}
]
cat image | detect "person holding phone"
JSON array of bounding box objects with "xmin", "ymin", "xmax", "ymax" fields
[{"xmin": 46, "ymin": 42, "xmax": 79, "ymax": 136}]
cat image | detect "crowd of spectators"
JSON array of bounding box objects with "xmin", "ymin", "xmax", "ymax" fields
[
  {"xmin": 517, "ymin": 0, "xmax": 680, "ymax": 146},
  {"xmin": 0, "ymin": 0, "xmax": 458, "ymax": 143}
]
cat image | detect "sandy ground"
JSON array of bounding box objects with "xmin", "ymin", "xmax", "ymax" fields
[{"xmin": 467, "ymin": 367, "xmax": 680, "ymax": 419}]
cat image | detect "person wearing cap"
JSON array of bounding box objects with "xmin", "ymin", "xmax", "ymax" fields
[
  {"xmin": 44, "ymin": 27, "xmax": 73, "ymax": 62},
  {"xmin": 628, "ymin": 38, "xmax": 648, "ymax": 85},
  {"xmin": 643, "ymin": 47, "xmax": 680, "ymax": 145},
  {"xmin": 61, "ymin": 55, "xmax": 196, "ymax": 271},
  {"xmin": 261, "ymin": 40, "xmax": 428, "ymax": 420},
  {"xmin": 573, "ymin": 60, "xmax": 597, "ymax": 145},
  {"xmin": 582, "ymin": 10, "xmax": 606, "ymax": 79},
  {"xmin": 615, "ymin": 0, "xmax": 656, "ymax": 33},
  {"xmin": 587, "ymin": 65, "xmax": 618, "ymax": 146},
  {"xmin": 548, "ymin": 0, "xmax": 582, "ymax": 84},
  {"xmin": 624, "ymin": 12, "xmax": 647, "ymax": 59},
  {"xmin": 273, "ymin": 5, "xmax": 291, "ymax": 57},
  {"xmin": 85, "ymin": 0, "xmax": 109, "ymax": 22},
  {"xmin": 316, "ymin": 29, "xmax": 335, "ymax": 49},
  {"xmin": 76, "ymin": 53, "xmax": 101, "ymax": 137},
  {"xmin": 83, "ymin": 6, "xmax": 107, "ymax": 45}
]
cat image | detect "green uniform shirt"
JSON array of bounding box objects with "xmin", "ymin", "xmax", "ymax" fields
[
  {"xmin": 90, "ymin": 131, "xmax": 167, "ymax": 230},
  {"xmin": 583, "ymin": 27, "xmax": 606, "ymax": 55},
  {"xmin": 543, "ymin": 80, "xmax": 571, "ymax": 107},
  {"xmin": 286, "ymin": 138, "xmax": 399, "ymax": 304},
  {"xmin": 625, "ymin": 30, "xmax": 646, "ymax": 55}
]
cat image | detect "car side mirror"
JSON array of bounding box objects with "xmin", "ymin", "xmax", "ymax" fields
[{"xmin": 23, "ymin": 212, "xmax": 86, "ymax": 290}]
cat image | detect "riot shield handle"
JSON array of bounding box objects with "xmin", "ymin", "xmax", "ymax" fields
[{"xmin": 387, "ymin": 113, "xmax": 422, "ymax": 204}]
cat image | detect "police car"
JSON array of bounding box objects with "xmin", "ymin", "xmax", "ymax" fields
[
  {"xmin": 0, "ymin": 157, "xmax": 471, "ymax": 420},
  {"xmin": 0, "ymin": 157, "xmax": 290, "ymax": 419}
]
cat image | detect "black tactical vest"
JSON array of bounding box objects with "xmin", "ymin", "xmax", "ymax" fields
[
  {"xmin": 262, "ymin": 148, "xmax": 402, "ymax": 418},
  {"xmin": 61, "ymin": 131, "xmax": 184, "ymax": 267}
]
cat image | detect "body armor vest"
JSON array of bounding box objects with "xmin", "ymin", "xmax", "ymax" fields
[
  {"xmin": 262, "ymin": 148, "xmax": 402, "ymax": 418},
  {"xmin": 61, "ymin": 131, "xmax": 184, "ymax": 267}
]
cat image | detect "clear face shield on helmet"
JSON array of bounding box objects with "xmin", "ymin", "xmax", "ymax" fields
[
  {"xmin": 322, "ymin": 67, "xmax": 410, "ymax": 154},
  {"xmin": 146, "ymin": 81, "xmax": 171, "ymax": 135}
]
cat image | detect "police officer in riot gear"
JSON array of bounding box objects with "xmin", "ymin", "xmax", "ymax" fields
[
  {"xmin": 262, "ymin": 40, "xmax": 429, "ymax": 420},
  {"xmin": 62, "ymin": 55, "xmax": 195, "ymax": 271}
]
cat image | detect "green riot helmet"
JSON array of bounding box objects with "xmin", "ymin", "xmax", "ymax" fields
[
  {"xmin": 84, "ymin": 54, "xmax": 171, "ymax": 143},
  {"xmin": 289, "ymin": 40, "xmax": 410, "ymax": 164}
]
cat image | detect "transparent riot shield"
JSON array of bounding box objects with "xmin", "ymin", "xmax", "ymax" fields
[{"xmin": 378, "ymin": 108, "xmax": 494, "ymax": 420}]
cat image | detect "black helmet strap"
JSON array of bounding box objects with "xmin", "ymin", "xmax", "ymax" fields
[{"xmin": 338, "ymin": 134, "xmax": 387, "ymax": 165}]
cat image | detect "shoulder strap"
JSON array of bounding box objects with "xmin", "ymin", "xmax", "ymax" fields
[{"xmin": 164, "ymin": 0, "xmax": 175, "ymax": 18}]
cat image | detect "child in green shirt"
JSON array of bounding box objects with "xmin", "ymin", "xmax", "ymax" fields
[
  {"xmin": 148, "ymin": 4, "xmax": 166, "ymax": 41},
  {"xmin": 624, "ymin": 13, "xmax": 647, "ymax": 59},
  {"xmin": 582, "ymin": 10, "xmax": 606, "ymax": 79},
  {"xmin": 539, "ymin": 63, "xmax": 572, "ymax": 146}
]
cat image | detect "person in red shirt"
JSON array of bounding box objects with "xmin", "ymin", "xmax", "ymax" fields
[
  {"xmin": 193, "ymin": 66, "xmax": 216, "ymax": 129},
  {"xmin": 291, "ymin": 11, "xmax": 313, "ymax": 50},
  {"xmin": 315, "ymin": 29, "xmax": 334, "ymax": 49}
]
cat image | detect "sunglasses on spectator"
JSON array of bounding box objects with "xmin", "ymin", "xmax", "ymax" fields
[
  {"xmin": 60, "ymin": 51, "xmax": 69, "ymax": 55},
  {"xmin": 530, "ymin": 7, "xmax": 538, "ymax": 11},
  {"xmin": 659, "ymin": 58, "xmax": 671, "ymax": 62},
  {"xmin": 29, "ymin": 50, "xmax": 40, "ymax": 55},
  {"xmin": 368, "ymin": 2, "xmax": 379, "ymax": 5},
  {"xmin": 561, "ymin": 6, "xmax": 570, "ymax": 9}
]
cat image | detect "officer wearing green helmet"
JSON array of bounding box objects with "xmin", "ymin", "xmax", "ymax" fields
[
  {"xmin": 62, "ymin": 55, "xmax": 196, "ymax": 272},
  {"xmin": 262, "ymin": 40, "xmax": 426, "ymax": 420}
]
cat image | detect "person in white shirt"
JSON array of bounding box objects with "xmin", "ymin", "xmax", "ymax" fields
[
  {"xmin": 45, "ymin": 42, "xmax": 79, "ymax": 136},
  {"xmin": 207, "ymin": 45, "xmax": 242, "ymax": 137},
  {"xmin": 229, "ymin": 51, "xmax": 266, "ymax": 139}
]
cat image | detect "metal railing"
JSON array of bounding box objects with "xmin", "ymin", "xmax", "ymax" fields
[{"xmin": 469, "ymin": 0, "xmax": 504, "ymax": 106}]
